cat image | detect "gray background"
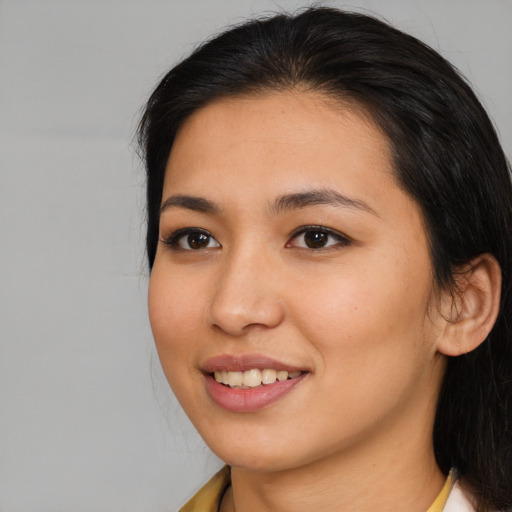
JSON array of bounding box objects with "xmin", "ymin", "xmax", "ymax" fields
[{"xmin": 0, "ymin": 0, "xmax": 510, "ymax": 510}]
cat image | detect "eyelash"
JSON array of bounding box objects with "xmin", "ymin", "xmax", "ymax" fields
[
  {"xmin": 160, "ymin": 228, "xmax": 220, "ymax": 251},
  {"xmin": 287, "ymin": 225, "xmax": 352, "ymax": 250},
  {"xmin": 160, "ymin": 225, "xmax": 352, "ymax": 252}
]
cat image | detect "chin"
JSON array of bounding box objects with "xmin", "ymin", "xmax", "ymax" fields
[
  {"xmin": 218, "ymin": 451, "xmax": 300, "ymax": 472},
  {"xmin": 200, "ymin": 429, "xmax": 315, "ymax": 472}
]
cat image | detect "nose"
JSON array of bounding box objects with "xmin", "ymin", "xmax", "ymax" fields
[{"xmin": 208, "ymin": 247, "xmax": 285, "ymax": 336}]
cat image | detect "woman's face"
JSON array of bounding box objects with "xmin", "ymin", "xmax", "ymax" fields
[{"xmin": 149, "ymin": 92, "xmax": 447, "ymax": 472}]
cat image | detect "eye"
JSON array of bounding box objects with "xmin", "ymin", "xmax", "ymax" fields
[
  {"xmin": 287, "ymin": 226, "xmax": 351, "ymax": 250},
  {"xmin": 161, "ymin": 228, "xmax": 221, "ymax": 251}
]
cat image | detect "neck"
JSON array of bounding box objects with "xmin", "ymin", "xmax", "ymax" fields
[{"xmin": 221, "ymin": 411, "xmax": 445, "ymax": 512}]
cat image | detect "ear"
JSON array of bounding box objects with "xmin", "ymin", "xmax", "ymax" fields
[{"xmin": 436, "ymin": 254, "xmax": 502, "ymax": 357}]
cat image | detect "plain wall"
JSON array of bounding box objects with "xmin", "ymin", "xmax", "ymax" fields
[{"xmin": 0, "ymin": 1, "xmax": 510, "ymax": 510}]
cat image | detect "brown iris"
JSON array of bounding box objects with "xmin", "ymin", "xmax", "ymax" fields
[
  {"xmin": 304, "ymin": 230, "xmax": 328, "ymax": 248},
  {"xmin": 187, "ymin": 232, "xmax": 210, "ymax": 249}
]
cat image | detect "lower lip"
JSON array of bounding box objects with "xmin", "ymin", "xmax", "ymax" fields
[{"xmin": 205, "ymin": 373, "xmax": 308, "ymax": 412}]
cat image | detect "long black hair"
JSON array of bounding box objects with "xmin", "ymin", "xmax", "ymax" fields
[{"xmin": 138, "ymin": 7, "xmax": 512, "ymax": 511}]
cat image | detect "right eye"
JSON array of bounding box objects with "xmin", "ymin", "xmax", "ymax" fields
[{"xmin": 161, "ymin": 228, "xmax": 221, "ymax": 251}]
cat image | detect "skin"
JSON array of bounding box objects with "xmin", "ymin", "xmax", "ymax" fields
[{"xmin": 149, "ymin": 91, "xmax": 452, "ymax": 511}]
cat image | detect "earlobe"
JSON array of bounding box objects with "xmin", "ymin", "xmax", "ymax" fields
[{"xmin": 436, "ymin": 254, "xmax": 502, "ymax": 357}]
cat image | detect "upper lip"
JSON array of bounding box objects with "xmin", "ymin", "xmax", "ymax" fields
[{"xmin": 202, "ymin": 354, "xmax": 308, "ymax": 373}]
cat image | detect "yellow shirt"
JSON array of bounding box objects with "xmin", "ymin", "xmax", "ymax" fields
[
  {"xmin": 179, "ymin": 466, "xmax": 454, "ymax": 512},
  {"xmin": 180, "ymin": 466, "xmax": 230, "ymax": 512}
]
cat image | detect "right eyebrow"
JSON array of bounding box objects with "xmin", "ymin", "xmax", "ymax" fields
[{"xmin": 160, "ymin": 194, "xmax": 219, "ymax": 214}]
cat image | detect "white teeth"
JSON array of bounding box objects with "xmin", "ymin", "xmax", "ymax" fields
[
  {"xmin": 214, "ymin": 368, "xmax": 302, "ymax": 387},
  {"xmin": 214, "ymin": 371, "xmax": 228, "ymax": 384},
  {"xmin": 243, "ymin": 369, "xmax": 262, "ymax": 387},
  {"xmin": 261, "ymin": 369, "xmax": 277, "ymax": 385},
  {"xmin": 227, "ymin": 371, "xmax": 243, "ymax": 387}
]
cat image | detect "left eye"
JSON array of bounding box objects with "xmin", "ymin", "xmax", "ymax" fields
[{"xmin": 288, "ymin": 227, "xmax": 350, "ymax": 249}]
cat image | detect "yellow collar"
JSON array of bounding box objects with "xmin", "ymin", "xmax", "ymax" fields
[
  {"xmin": 179, "ymin": 465, "xmax": 230, "ymax": 512},
  {"xmin": 426, "ymin": 470, "xmax": 454, "ymax": 512}
]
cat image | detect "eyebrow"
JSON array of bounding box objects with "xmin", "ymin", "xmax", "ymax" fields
[
  {"xmin": 160, "ymin": 194, "xmax": 219, "ymax": 214},
  {"xmin": 271, "ymin": 189, "xmax": 377, "ymax": 216},
  {"xmin": 159, "ymin": 189, "xmax": 377, "ymax": 216}
]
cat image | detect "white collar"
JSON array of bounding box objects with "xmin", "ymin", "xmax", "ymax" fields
[{"xmin": 443, "ymin": 481, "xmax": 476, "ymax": 512}]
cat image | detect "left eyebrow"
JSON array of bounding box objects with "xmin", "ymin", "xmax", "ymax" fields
[{"xmin": 271, "ymin": 189, "xmax": 378, "ymax": 216}]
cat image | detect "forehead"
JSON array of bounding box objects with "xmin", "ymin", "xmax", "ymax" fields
[{"xmin": 164, "ymin": 91, "xmax": 396, "ymax": 197}]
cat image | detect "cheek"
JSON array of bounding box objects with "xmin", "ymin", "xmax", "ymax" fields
[
  {"xmin": 148, "ymin": 265, "xmax": 204, "ymax": 365},
  {"xmin": 290, "ymin": 266, "xmax": 436, "ymax": 438},
  {"xmin": 148, "ymin": 265, "xmax": 212, "ymax": 413},
  {"xmin": 289, "ymin": 251, "xmax": 434, "ymax": 375}
]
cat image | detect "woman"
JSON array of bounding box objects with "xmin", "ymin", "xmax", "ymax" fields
[{"xmin": 138, "ymin": 7, "xmax": 512, "ymax": 512}]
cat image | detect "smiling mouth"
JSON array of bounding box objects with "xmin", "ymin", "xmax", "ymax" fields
[{"xmin": 213, "ymin": 369, "xmax": 306, "ymax": 389}]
